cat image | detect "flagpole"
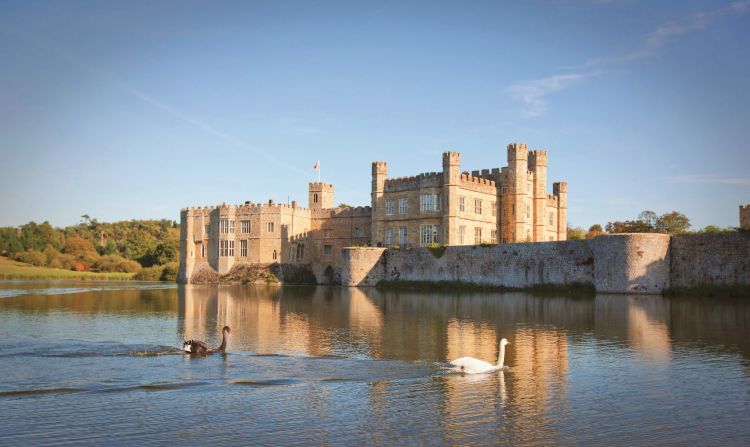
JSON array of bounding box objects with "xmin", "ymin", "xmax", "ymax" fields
[{"xmin": 318, "ymin": 161, "xmax": 321, "ymax": 182}]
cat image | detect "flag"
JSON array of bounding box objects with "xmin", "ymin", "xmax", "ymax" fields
[{"xmin": 313, "ymin": 161, "xmax": 320, "ymax": 170}]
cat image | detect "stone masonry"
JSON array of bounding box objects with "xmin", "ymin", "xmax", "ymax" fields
[
  {"xmin": 371, "ymin": 144, "xmax": 567, "ymax": 248},
  {"xmin": 741, "ymin": 204, "xmax": 750, "ymax": 230},
  {"xmin": 179, "ymin": 142, "xmax": 569, "ymax": 284}
]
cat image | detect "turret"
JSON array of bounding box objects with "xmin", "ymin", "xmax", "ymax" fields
[
  {"xmin": 309, "ymin": 182, "xmax": 334, "ymax": 209},
  {"xmin": 554, "ymin": 182, "xmax": 568, "ymax": 241},
  {"xmin": 371, "ymin": 161, "xmax": 388, "ymax": 246},
  {"xmin": 442, "ymin": 151, "xmax": 461, "ymax": 244},
  {"xmin": 529, "ymin": 150, "xmax": 548, "ymax": 241},
  {"xmin": 507, "ymin": 143, "xmax": 530, "ymax": 242}
]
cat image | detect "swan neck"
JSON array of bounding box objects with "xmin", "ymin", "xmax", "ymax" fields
[
  {"xmin": 216, "ymin": 331, "xmax": 227, "ymax": 352},
  {"xmin": 497, "ymin": 344, "xmax": 506, "ymax": 368}
]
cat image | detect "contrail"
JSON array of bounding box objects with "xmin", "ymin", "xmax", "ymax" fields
[
  {"xmin": 113, "ymin": 81, "xmax": 309, "ymax": 176},
  {"xmin": 2, "ymin": 28, "xmax": 309, "ymax": 176}
]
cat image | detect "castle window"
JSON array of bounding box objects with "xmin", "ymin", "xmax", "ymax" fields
[
  {"xmin": 204, "ymin": 225, "xmax": 209, "ymax": 238},
  {"xmin": 459, "ymin": 196, "xmax": 465, "ymax": 212},
  {"xmin": 385, "ymin": 228, "xmax": 393, "ymax": 246},
  {"xmin": 355, "ymin": 227, "xmax": 364, "ymax": 237},
  {"xmin": 399, "ymin": 198, "xmax": 408, "ymax": 214},
  {"xmin": 240, "ymin": 240, "xmax": 247, "ymax": 257},
  {"xmin": 324, "ymin": 229, "xmax": 333, "ymax": 238},
  {"xmin": 420, "ymin": 224, "xmax": 439, "ymax": 245},
  {"xmin": 272, "ymin": 250, "xmax": 277, "ymax": 261},
  {"xmin": 501, "ymin": 186, "xmax": 507, "ymax": 195},
  {"xmin": 323, "ymin": 244, "xmax": 332, "ymax": 255},
  {"xmin": 420, "ymin": 194, "xmax": 440, "ymax": 212},
  {"xmin": 459, "ymin": 226, "xmax": 466, "ymax": 244},
  {"xmin": 220, "ymin": 219, "xmax": 234, "ymax": 234},
  {"xmin": 492, "ymin": 202, "xmax": 496, "ymax": 216},
  {"xmin": 474, "ymin": 227, "xmax": 482, "ymax": 244},
  {"xmin": 201, "ymin": 244, "xmax": 205, "ymax": 258},
  {"xmin": 314, "ymin": 193, "xmax": 318, "ymax": 204},
  {"xmin": 512, "ymin": 204, "xmax": 515, "ymax": 215},
  {"xmin": 241, "ymin": 220, "xmax": 251, "ymax": 233},
  {"xmin": 220, "ymin": 240, "xmax": 235, "ymax": 257},
  {"xmin": 296, "ymin": 244, "xmax": 304, "ymax": 261},
  {"xmin": 474, "ymin": 199, "xmax": 482, "ymax": 215},
  {"xmin": 398, "ymin": 226, "xmax": 408, "ymax": 246},
  {"xmin": 491, "ymin": 230, "xmax": 497, "ymax": 244},
  {"xmin": 267, "ymin": 222, "xmax": 274, "ymax": 233},
  {"xmin": 385, "ymin": 199, "xmax": 394, "ymax": 215}
]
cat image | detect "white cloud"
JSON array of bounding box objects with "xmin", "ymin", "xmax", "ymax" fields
[
  {"xmin": 507, "ymin": 72, "xmax": 597, "ymax": 118},
  {"xmin": 510, "ymin": 2, "xmax": 748, "ymax": 118}
]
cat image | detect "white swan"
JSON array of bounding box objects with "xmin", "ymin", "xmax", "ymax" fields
[{"xmin": 449, "ymin": 338, "xmax": 510, "ymax": 374}]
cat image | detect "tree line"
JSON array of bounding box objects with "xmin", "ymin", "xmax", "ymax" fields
[
  {"xmin": 567, "ymin": 210, "xmax": 743, "ymax": 240},
  {"xmin": 0, "ymin": 216, "xmax": 180, "ymax": 280}
]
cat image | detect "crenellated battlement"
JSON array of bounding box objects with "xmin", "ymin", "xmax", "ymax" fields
[
  {"xmin": 384, "ymin": 172, "xmax": 443, "ymax": 191},
  {"xmin": 372, "ymin": 161, "xmax": 388, "ymax": 174},
  {"xmin": 507, "ymin": 142, "xmax": 528, "ymax": 162},
  {"xmin": 460, "ymin": 172, "xmax": 496, "ymax": 187},
  {"xmin": 442, "ymin": 151, "xmax": 461, "ymax": 165},
  {"xmin": 528, "ymin": 149, "xmax": 548, "ymax": 167}
]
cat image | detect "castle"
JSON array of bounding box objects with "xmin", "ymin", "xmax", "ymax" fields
[
  {"xmin": 179, "ymin": 143, "xmax": 567, "ymax": 283},
  {"xmin": 742, "ymin": 204, "xmax": 750, "ymax": 230}
]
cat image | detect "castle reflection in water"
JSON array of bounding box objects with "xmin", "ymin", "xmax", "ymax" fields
[{"xmin": 178, "ymin": 285, "xmax": 675, "ymax": 367}]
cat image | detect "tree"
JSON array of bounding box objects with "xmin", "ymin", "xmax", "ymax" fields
[
  {"xmin": 586, "ymin": 224, "xmax": 604, "ymax": 239},
  {"xmin": 656, "ymin": 211, "xmax": 690, "ymax": 235},
  {"xmin": 567, "ymin": 226, "xmax": 586, "ymax": 240},
  {"xmin": 605, "ymin": 220, "xmax": 653, "ymax": 233},
  {"xmin": 638, "ymin": 210, "xmax": 658, "ymax": 229},
  {"xmin": 19, "ymin": 221, "xmax": 63, "ymax": 251},
  {"xmin": 0, "ymin": 227, "xmax": 23, "ymax": 256},
  {"xmin": 63, "ymin": 236, "xmax": 98, "ymax": 260},
  {"xmin": 141, "ymin": 240, "xmax": 179, "ymax": 267}
]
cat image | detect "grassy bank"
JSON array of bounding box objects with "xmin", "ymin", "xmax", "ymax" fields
[
  {"xmin": 0, "ymin": 256, "xmax": 135, "ymax": 281},
  {"xmin": 375, "ymin": 279, "xmax": 595, "ymax": 296}
]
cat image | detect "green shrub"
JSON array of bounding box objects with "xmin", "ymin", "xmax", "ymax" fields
[
  {"xmin": 134, "ymin": 265, "xmax": 163, "ymax": 281},
  {"xmin": 91, "ymin": 255, "xmax": 142, "ymax": 273},
  {"xmin": 15, "ymin": 249, "xmax": 47, "ymax": 266},
  {"xmin": 160, "ymin": 262, "xmax": 179, "ymax": 281}
]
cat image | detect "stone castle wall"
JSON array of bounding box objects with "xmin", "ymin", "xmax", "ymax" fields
[
  {"xmin": 342, "ymin": 233, "xmax": 749, "ymax": 294},
  {"xmin": 670, "ymin": 233, "xmax": 750, "ymax": 288}
]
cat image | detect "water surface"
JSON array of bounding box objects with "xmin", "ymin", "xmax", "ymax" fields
[{"xmin": 1, "ymin": 281, "xmax": 749, "ymax": 446}]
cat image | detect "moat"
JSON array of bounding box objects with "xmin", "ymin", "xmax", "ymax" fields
[{"xmin": 1, "ymin": 281, "xmax": 749, "ymax": 446}]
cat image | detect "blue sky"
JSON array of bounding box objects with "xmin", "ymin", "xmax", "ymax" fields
[{"xmin": 1, "ymin": 0, "xmax": 748, "ymax": 230}]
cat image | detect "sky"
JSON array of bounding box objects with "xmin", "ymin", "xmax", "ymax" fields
[{"xmin": 1, "ymin": 0, "xmax": 749, "ymax": 230}]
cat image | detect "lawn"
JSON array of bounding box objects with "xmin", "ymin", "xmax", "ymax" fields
[{"xmin": 0, "ymin": 256, "xmax": 135, "ymax": 280}]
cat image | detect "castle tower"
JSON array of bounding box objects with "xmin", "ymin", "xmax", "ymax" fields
[
  {"xmin": 554, "ymin": 182, "xmax": 568, "ymax": 241},
  {"xmin": 528, "ymin": 150, "xmax": 548, "ymax": 242},
  {"xmin": 442, "ymin": 152, "xmax": 461, "ymax": 245},
  {"xmin": 507, "ymin": 143, "xmax": 530, "ymax": 242},
  {"xmin": 309, "ymin": 182, "xmax": 334, "ymax": 209},
  {"xmin": 371, "ymin": 161, "xmax": 388, "ymax": 246},
  {"xmin": 178, "ymin": 209, "xmax": 196, "ymax": 283}
]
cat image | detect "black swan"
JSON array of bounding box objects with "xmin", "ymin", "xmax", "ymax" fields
[{"xmin": 182, "ymin": 326, "xmax": 231, "ymax": 355}]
